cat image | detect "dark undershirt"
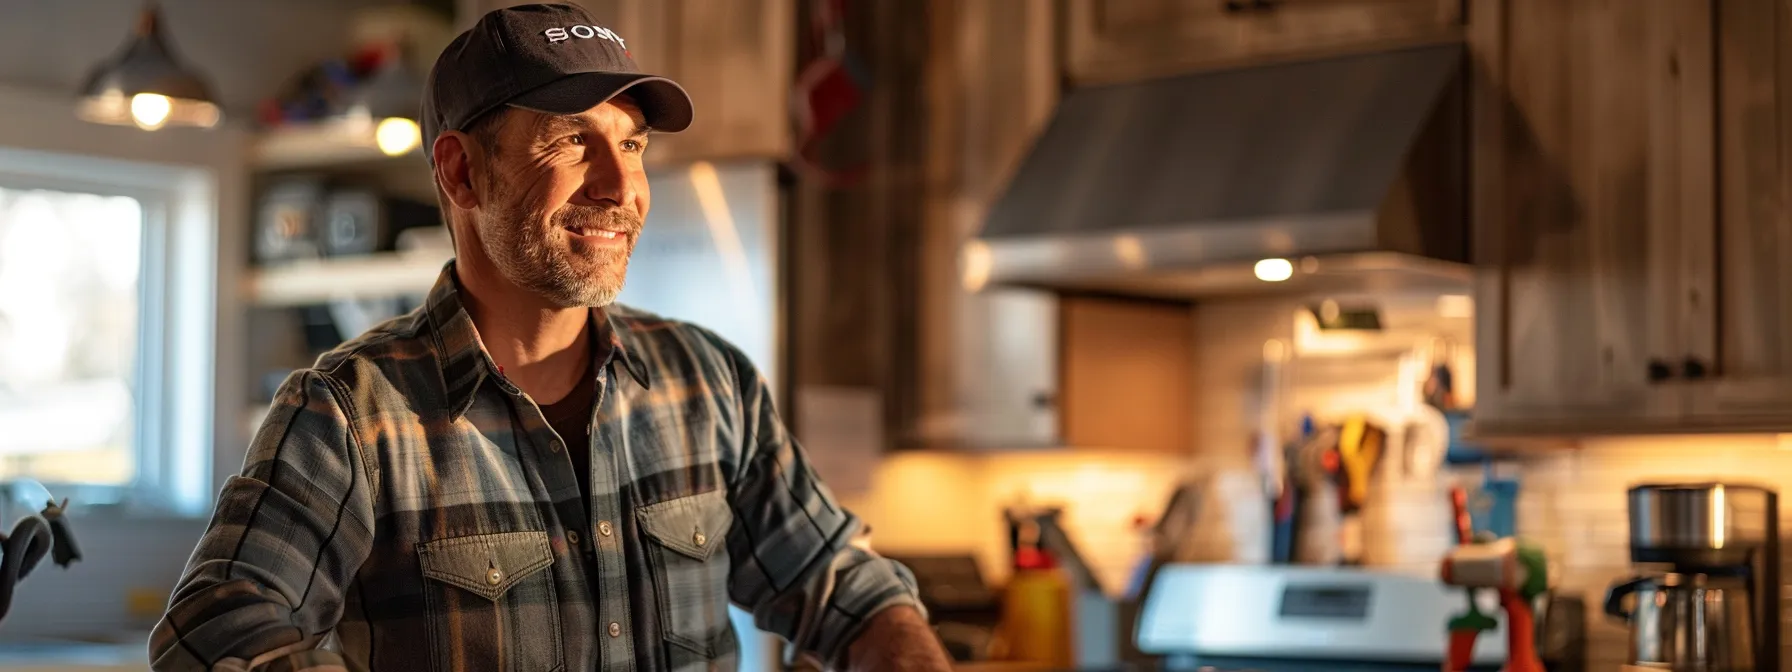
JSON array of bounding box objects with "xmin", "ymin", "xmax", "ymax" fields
[{"xmin": 540, "ymin": 343, "xmax": 601, "ymax": 509}]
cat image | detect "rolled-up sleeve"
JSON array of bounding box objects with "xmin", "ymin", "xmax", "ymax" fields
[
  {"xmin": 150, "ymin": 370, "xmax": 375, "ymax": 672},
  {"xmin": 715, "ymin": 340, "xmax": 925, "ymax": 667}
]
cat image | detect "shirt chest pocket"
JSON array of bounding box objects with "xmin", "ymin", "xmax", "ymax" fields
[
  {"xmin": 638, "ymin": 489, "xmax": 736, "ymax": 658},
  {"xmin": 418, "ymin": 531, "xmax": 564, "ymax": 672}
]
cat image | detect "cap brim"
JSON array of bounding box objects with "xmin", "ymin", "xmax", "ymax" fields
[{"xmin": 508, "ymin": 72, "xmax": 694, "ymax": 133}]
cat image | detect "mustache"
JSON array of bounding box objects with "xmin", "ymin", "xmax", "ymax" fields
[{"xmin": 552, "ymin": 206, "xmax": 643, "ymax": 235}]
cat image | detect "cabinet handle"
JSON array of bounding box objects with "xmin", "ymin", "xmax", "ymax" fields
[
  {"xmin": 1647, "ymin": 359, "xmax": 1674, "ymax": 383},
  {"xmin": 1032, "ymin": 391, "xmax": 1056, "ymax": 410},
  {"xmin": 1223, "ymin": 1, "xmax": 1250, "ymax": 11},
  {"xmin": 1223, "ymin": 0, "xmax": 1278, "ymax": 9},
  {"xmin": 1682, "ymin": 357, "xmax": 1708, "ymax": 380}
]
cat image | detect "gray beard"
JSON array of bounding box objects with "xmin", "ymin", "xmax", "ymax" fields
[{"xmin": 478, "ymin": 204, "xmax": 638, "ymax": 308}]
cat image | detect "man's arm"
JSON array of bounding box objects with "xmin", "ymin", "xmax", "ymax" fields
[
  {"xmin": 846, "ymin": 605, "xmax": 955, "ymax": 672},
  {"xmin": 705, "ymin": 334, "xmax": 950, "ymax": 671},
  {"xmin": 150, "ymin": 370, "xmax": 375, "ymax": 672}
]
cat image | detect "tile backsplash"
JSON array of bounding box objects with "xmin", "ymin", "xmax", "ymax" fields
[{"xmin": 837, "ymin": 449, "xmax": 1200, "ymax": 593}]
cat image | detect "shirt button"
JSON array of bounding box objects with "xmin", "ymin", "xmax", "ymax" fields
[
  {"xmin": 567, "ymin": 530, "xmax": 580, "ymax": 546},
  {"xmin": 607, "ymin": 622, "xmax": 622, "ymax": 638},
  {"xmin": 549, "ymin": 440, "xmax": 563, "ymax": 453},
  {"xmin": 486, "ymin": 568, "xmax": 504, "ymax": 585},
  {"xmin": 598, "ymin": 520, "xmax": 613, "ymax": 537},
  {"xmin": 693, "ymin": 531, "xmax": 707, "ymax": 547}
]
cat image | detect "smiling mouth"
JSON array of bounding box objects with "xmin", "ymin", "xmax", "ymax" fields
[{"xmin": 564, "ymin": 226, "xmax": 626, "ymax": 240}]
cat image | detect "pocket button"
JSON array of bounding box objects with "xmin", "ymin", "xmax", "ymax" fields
[
  {"xmin": 693, "ymin": 531, "xmax": 707, "ymax": 547},
  {"xmin": 486, "ymin": 567, "xmax": 504, "ymax": 585}
]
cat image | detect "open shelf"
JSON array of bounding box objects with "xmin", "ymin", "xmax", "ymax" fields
[
  {"xmin": 245, "ymin": 250, "xmax": 450, "ymax": 307},
  {"xmin": 251, "ymin": 118, "xmax": 425, "ymax": 171}
]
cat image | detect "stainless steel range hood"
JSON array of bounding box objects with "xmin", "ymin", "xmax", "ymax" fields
[{"xmin": 967, "ymin": 43, "xmax": 1471, "ymax": 300}]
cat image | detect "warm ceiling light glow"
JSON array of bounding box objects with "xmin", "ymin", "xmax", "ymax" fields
[
  {"xmin": 1437, "ymin": 294, "xmax": 1473, "ymax": 318},
  {"xmin": 375, "ymin": 117, "xmax": 422, "ymax": 156},
  {"xmin": 1262, "ymin": 338, "xmax": 1288, "ymax": 363},
  {"xmin": 1113, "ymin": 235, "xmax": 1146, "ymax": 269},
  {"xmin": 961, "ymin": 239, "xmax": 993, "ymax": 292},
  {"xmin": 1254, "ymin": 258, "xmax": 1293, "ymax": 282},
  {"xmin": 129, "ymin": 93, "xmax": 172, "ymax": 130}
]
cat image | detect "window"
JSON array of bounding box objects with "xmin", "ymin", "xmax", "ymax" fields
[
  {"xmin": 0, "ymin": 187, "xmax": 145, "ymax": 488},
  {"xmin": 0, "ymin": 147, "xmax": 217, "ymax": 517}
]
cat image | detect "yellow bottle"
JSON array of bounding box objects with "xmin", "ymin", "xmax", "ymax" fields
[{"xmin": 998, "ymin": 543, "xmax": 1074, "ymax": 667}]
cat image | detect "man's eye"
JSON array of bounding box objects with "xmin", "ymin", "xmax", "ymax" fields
[
  {"xmin": 565, "ymin": 135, "xmax": 585, "ymax": 146},
  {"xmin": 621, "ymin": 139, "xmax": 644, "ymax": 153}
]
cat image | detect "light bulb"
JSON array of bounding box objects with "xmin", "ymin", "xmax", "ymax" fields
[
  {"xmin": 375, "ymin": 117, "xmax": 421, "ymax": 157},
  {"xmin": 1254, "ymin": 258, "xmax": 1293, "ymax": 282},
  {"xmin": 129, "ymin": 93, "xmax": 172, "ymax": 130}
]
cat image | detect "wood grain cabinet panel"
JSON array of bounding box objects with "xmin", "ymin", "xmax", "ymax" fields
[
  {"xmin": 1063, "ymin": 0, "xmax": 1463, "ymax": 84},
  {"xmin": 1469, "ymin": 0, "xmax": 1703, "ymax": 434}
]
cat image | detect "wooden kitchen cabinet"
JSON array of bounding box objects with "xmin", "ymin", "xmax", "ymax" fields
[
  {"xmin": 1684, "ymin": 0, "xmax": 1792, "ymax": 427},
  {"xmin": 1062, "ymin": 0, "xmax": 1463, "ymax": 85},
  {"xmin": 1060, "ymin": 296, "xmax": 1195, "ymax": 453},
  {"xmin": 584, "ymin": 0, "xmax": 793, "ymax": 163},
  {"xmin": 465, "ymin": 0, "xmax": 794, "ymax": 164},
  {"xmin": 1472, "ymin": 0, "xmax": 1792, "ymax": 435},
  {"xmin": 1468, "ymin": 0, "xmax": 1700, "ymax": 434}
]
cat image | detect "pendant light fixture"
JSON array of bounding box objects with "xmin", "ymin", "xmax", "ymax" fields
[{"xmin": 76, "ymin": 2, "xmax": 221, "ymax": 131}]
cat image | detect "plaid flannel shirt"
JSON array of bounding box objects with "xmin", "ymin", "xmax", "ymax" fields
[{"xmin": 150, "ymin": 263, "xmax": 922, "ymax": 672}]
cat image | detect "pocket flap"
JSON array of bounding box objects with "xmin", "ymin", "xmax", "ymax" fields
[
  {"xmin": 636, "ymin": 490, "xmax": 733, "ymax": 561},
  {"xmin": 418, "ymin": 530, "xmax": 554, "ymax": 601}
]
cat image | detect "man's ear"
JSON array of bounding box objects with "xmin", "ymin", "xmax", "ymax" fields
[{"xmin": 433, "ymin": 131, "xmax": 481, "ymax": 211}]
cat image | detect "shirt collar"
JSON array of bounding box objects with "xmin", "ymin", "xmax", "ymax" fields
[{"xmin": 425, "ymin": 261, "xmax": 653, "ymax": 420}]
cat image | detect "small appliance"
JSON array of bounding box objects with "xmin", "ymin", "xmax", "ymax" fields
[
  {"xmin": 1604, "ymin": 482, "xmax": 1779, "ymax": 672},
  {"xmin": 1136, "ymin": 565, "xmax": 1571, "ymax": 671}
]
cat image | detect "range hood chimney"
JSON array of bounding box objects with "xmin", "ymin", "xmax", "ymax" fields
[{"xmin": 966, "ymin": 42, "xmax": 1470, "ymax": 300}]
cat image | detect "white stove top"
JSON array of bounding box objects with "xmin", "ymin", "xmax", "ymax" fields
[{"xmin": 1136, "ymin": 564, "xmax": 1509, "ymax": 671}]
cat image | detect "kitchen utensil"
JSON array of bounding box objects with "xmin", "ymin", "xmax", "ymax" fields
[
  {"xmin": 1270, "ymin": 415, "xmax": 1315, "ymax": 564},
  {"xmin": 1336, "ymin": 415, "xmax": 1384, "ymax": 564},
  {"xmin": 1290, "ymin": 424, "xmax": 1342, "ymax": 565}
]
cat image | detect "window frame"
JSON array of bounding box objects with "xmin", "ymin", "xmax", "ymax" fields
[{"xmin": 0, "ymin": 147, "xmax": 218, "ymax": 519}]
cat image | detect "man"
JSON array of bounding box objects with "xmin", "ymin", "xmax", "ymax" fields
[{"xmin": 150, "ymin": 4, "xmax": 952, "ymax": 671}]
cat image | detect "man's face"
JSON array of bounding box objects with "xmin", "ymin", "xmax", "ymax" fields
[{"xmin": 469, "ymin": 97, "xmax": 652, "ymax": 308}]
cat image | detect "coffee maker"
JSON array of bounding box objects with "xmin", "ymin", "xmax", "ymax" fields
[{"xmin": 1604, "ymin": 483, "xmax": 1780, "ymax": 672}]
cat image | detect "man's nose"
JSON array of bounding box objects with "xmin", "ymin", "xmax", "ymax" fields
[{"xmin": 578, "ymin": 146, "xmax": 636, "ymax": 207}]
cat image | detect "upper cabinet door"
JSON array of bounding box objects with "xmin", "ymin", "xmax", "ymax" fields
[
  {"xmin": 1063, "ymin": 0, "xmax": 1463, "ymax": 85},
  {"xmin": 579, "ymin": 0, "xmax": 794, "ymax": 163},
  {"xmin": 1469, "ymin": 0, "xmax": 1697, "ymax": 434},
  {"xmin": 1686, "ymin": 0, "xmax": 1792, "ymax": 426}
]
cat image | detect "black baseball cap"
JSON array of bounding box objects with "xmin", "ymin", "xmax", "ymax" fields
[{"xmin": 420, "ymin": 3, "xmax": 694, "ymax": 163}]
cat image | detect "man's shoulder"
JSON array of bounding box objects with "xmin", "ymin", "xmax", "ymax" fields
[
  {"xmin": 304, "ymin": 309, "xmax": 434, "ymax": 389},
  {"xmin": 607, "ymin": 303, "xmax": 750, "ymax": 374},
  {"xmin": 608, "ymin": 303, "xmax": 725, "ymax": 348}
]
